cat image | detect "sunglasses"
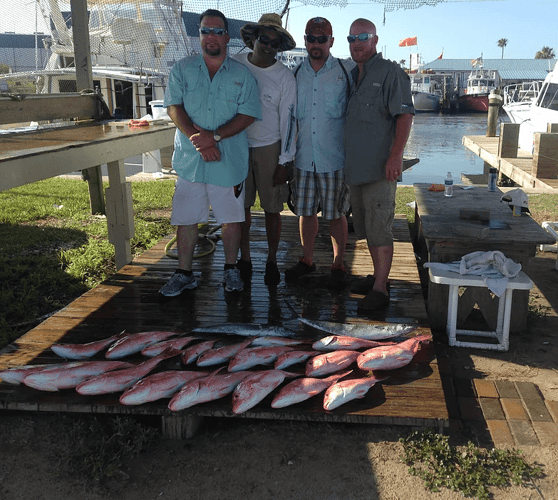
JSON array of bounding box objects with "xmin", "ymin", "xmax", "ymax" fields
[
  {"xmin": 257, "ymin": 35, "xmax": 281, "ymax": 49},
  {"xmin": 347, "ymin": 33, "xmax": 376, "ymax": 43},
  {"xmin": 305, "ymin": 34, "xmax": 331, "ymax": 44},
  {"xmin": 199, "ymin": 27, "xmax": 228, "ymax": 36}
]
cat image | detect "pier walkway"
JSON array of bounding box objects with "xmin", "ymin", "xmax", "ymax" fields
[
  {"xmin": 462, "ymin": 134, "xmax": 558, "ymax": 190},
  {"xmin": 0, "ymin": 212, "xmax": 447, "ymax": 437}
]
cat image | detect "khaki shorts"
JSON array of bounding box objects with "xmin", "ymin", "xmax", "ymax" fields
[
  {"xmin": 350, "ymin": 179, "xmax": 396, "ymax": 247},
  {"xmin": 170, "ymin": 177, "xmax": 245, "ymax": 226},
  {"xmin": 245, "ymin": 141, "xmax": 288, "ymax": 213}
]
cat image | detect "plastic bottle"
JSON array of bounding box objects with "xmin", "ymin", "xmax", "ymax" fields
[
  {"xmin": 488, "ymin": 167, "xmax": 497, "ymax": 192},
  {"xmin": 444, "ymin": 172, "xmax": 453, "ymax": 197}
]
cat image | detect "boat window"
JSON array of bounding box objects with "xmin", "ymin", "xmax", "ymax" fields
[{"xmin": 537, "ymin": 83, "xmax": 558, "ymax": 111}]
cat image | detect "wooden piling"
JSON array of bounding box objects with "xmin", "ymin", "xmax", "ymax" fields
[
  {"xmin": 532, "ymin": 132, "xmax": 558, "ymax": 179},
  {"xmin": 486, "ymin": 90, "xmax": 503, "ymax": 137},
  {"xmin": 498, "ymin": 123, "xmax": 520, "ymax": 158}
]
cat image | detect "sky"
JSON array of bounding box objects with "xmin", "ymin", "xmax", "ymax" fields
[{"xmin": 3, "ymin": 0, "xmax": 557, "ymax": 64}]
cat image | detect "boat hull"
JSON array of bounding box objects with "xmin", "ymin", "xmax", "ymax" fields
[
  {"xmin": 412, "ymin": 91, "xmax": 441, "ymax": 113},
  {"xmin": 459, "ymin": 94, "xmax": 489, "ymax": 112}
]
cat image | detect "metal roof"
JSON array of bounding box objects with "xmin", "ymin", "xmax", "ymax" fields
[{"xmin": 422, "ymin": 58, "xmax": 556, "ymax": 80}]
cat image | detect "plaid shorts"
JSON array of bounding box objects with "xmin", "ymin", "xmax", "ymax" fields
[{"xmin": 290, "ymin": 168, "xmax": 351, "ymax": 220}]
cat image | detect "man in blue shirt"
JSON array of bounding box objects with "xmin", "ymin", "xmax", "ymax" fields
[
  {"xmin": 159, "ymin": 9, "xmax": 261, "ymax": 297},
  {"xmin": 286, "ymin": 17, "xmax": 352, "ymax": 287}
]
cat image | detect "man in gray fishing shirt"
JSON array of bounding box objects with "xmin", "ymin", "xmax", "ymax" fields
[{"xmin": 344, "ymin": 18, "xmax": 414, "ymax": 312}]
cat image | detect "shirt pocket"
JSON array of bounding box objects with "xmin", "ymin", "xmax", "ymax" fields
[
  {"xmin": 217, "ymin": 80, "xmax": 241, "ymax": 116},
  {"xmin": 324, "ymin": 78, "xmax": 347, "ymax": 118},
  {"xmin": 184, "ymin": 73, "xmax": 204, "ymax": 116},
  {"xmin": 356, "ymin": 85, "xmax": 382, "ymax": 123}
]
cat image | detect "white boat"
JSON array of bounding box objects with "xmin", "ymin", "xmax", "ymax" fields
[
  {"xmin": 503, "ymin": 61, "xmax": 558, "ymax": 152},
  {"xmin": 1, "ymin": 0, "xmax": 195, "ymax": 118},
  {"xmin": 410, "ymin": 74, "xmax": 441, "ymax": 112}
]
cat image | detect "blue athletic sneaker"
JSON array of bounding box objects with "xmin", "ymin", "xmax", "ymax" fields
[{"xmin": 159, "ymin": 272, "xmax": 197, "ymax": 297}]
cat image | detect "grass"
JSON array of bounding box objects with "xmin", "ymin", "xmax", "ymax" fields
[
  {"xmin": 0, "ymin": 177, "xmax": 175, "ymax": 348},
  {"xmin": 400, "ymin": 429, "xmax": 544, "ymax": 499},
  {"xmin": 0, "ymin": 180, "xmax": 554, "ymax": 351}
]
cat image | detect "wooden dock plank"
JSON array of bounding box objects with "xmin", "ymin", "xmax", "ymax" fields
[
  {"xmin": 462, "ymin": 135, "xmax": 558, "ymax": 190},
  {"xmin": 0, "ymin": 211, "xmax": 448, "ymax": 429}
]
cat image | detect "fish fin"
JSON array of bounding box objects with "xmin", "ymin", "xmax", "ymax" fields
[{"xmin": 207, "ymin": 366, "xmax": 226, "ymax": 379}]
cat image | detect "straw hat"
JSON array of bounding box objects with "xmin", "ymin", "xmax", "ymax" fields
[{"xmin": 240, "ymin": 13, "xmax": 296, "ymax": 52}]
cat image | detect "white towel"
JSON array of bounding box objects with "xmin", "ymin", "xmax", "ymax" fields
[{"xmin": 424, "ymin": 251, "xmax": 521, "ymax": 296}]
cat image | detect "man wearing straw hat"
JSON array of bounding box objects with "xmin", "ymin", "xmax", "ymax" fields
[{"xmin": 232, "ymin": 13, "xmax": 297, "ymax": 286}]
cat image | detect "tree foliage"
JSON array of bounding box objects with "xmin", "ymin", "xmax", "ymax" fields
[
  {"xmin": 497, "ymin": 38, "xmax": 508, "ymax": 59},
  {"xmin": 535, "ymin": 46, "xmax": 556, "ymax": 59}
]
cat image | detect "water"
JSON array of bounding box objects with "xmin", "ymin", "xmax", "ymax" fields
[{"xmin": 400, "ymin": 113, "xmax": 507, "ymax": 186}]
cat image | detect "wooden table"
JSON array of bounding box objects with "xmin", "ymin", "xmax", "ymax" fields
[
  {"xmin": 413, "ymin": 183, "xmax": 555, "ymax": 332},
  {"xmin": 0, "ymin": 120, "xmax": 176, "ymax": 269}
]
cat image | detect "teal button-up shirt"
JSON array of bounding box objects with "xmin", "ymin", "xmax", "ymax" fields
[
  {"xmin": 164, "ymin": 54, "xmax": 261, "ymax": 186},
  {"xmin": 294, "ymin": 55, "xmax": 353, "ymax": 173}
]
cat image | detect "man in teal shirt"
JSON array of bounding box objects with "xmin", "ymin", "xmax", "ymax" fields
[{"xmin": 159, "ymin": 9, "xmax": 261, "ymax": 297}]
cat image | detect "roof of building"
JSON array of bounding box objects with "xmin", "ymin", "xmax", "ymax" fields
[{"xmin": 422, "ymin": 58, "xmax": 556, "ymax": 80}]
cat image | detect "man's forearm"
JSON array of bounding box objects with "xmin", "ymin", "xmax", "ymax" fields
[
  {"xmin": 167, "ymin": 105, "xmax": 197, "ymax": 138},
  {"xmin": 389, "ymin": 113, "xmax": 413, "ymax": 159}
]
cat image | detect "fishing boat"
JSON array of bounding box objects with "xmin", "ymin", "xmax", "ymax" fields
[
  {"xmin": 1, "ymin": 0, "xmax": 195, "ymax": 118},
  {"xmin": 459, "ymin": 67, "xmax": 498, "ymax": 112},
  {"xmin": 502, "ymin": 60, "xmax": 558, "ymax": 152},
  {"xmin": 410, "ymin": 74, "xmax": 441, "ymax": 112}
]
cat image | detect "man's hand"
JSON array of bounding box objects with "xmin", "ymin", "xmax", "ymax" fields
[
  {"xmin": 385, "ymin": 154, "xmax": 403, "ymax": 182},
  {"xmin": 272, "ymin": 164, "xmax": 290, "ymax": 186},
  {"xmin": 190, "ymin": 124, "xmax": 216, "ymax": 152},
  {"xmin": 198, "ymin": 145, "xmax": 221, "ymax": 162}
]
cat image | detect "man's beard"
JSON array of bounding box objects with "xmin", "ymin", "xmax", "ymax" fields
[
  {"xmin": 205, "ymin": 46, "xmax": 222, "ymax": 57},
  {"xmin": 308, "ymin": 48, "xmax": 325, "ymax": 61}
]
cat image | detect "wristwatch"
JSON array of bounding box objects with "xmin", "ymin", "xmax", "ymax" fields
[{"xmin": 213, "ymin": 130, "xmax": 221, "ymax": 143}]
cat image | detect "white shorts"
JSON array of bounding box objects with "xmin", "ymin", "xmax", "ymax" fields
[{"xmin": 170, "ymin": 177, "xmax": 246, "ymax": 226}]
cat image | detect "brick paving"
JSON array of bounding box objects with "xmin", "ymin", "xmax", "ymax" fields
[{"xmin": 444, "ymin": 372, "xmax": 558, "ymax": 447}]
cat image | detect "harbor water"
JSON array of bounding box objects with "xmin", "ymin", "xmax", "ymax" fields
[{"xmin": 400, "ymin": 113, "xmax": 508, "ymax": 186}]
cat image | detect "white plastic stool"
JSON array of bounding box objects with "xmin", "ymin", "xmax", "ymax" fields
[{"xmin": 428, "ymin": 267, "xmax": 533, "ymax": 351}]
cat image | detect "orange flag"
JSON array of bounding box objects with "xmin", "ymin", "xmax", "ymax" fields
[
  {"xmin": 399, "ymin": 36, "xmax": 417, "ymax": 47},
  {"xmin": 437, "ymin": 51, "xmax": 443, "ymax": 59}
]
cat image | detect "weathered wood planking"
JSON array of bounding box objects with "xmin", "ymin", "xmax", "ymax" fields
[
  {"xmin": 0, "ymin": 212, "xmax": 448, "ymax": 432},
  {"xmin": 462, "ymin": 134, "xmax": 558, "ymax": 190}
]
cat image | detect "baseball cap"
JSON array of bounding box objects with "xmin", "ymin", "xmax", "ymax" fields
[
  {"xmin": 305, "ymin": 17, "xmax": 332, "ymax": 36},
  {"xmin": 501, "ymin": 188, "xmax": 530, "ymax": 213}
]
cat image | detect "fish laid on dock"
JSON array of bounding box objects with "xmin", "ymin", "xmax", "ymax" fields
[
  {"xmin": 196, "ymin": 339, "xmax": 253, "ymax": 367},
  {"xmin": 22, "ymin": 361, "xmax": 134, "ymax": 391},
  {"xmin": 228, "ymin": 346, "xmax": 295, "ymax": 372},
  {"xmin": 168, "ymin": 368, "xmax": 251, "ymax": 411},
  {"xmin": 182, "ymin": 340, "xmax": 217, "ymax": 365},
  {"xmin": 1, "ymin": 363, "xmax": 67, "ymax": 385},
  {"xmin": 298, "ymin": 318, "xmax": 416, "ymax": 340},
  {"xmin": 274, "ymin": 350, "xmax": 318, "ymax": 370},
  {"xmin": 192, "ymin": 323, "xmax": 297, "ymax": 338},
  {"xmin": 232, "ymin": 370, "xmax": 300, "ymax": 414},
  {"xmin": 323, "ymin": 375, "xmax": 387, "ymax": 411},
  {"xmin": 105, "ymin": 331, "xmax": 180, "ymax": 359},
  {"xmin": 141, "ymin": 336, "xmax": 201, "ymax": 357},
  {"xmin": 305, "ymin": 350, "xmax": 360, "ymax": 377},
  {"xmin": 271, "ymin": 370, "xmax": 352, "ymax": 409},
  {"xmin": 312, "ymin": 335, "xmax": 395, "ymax": 351},
  {"xmin": 250, "ymin": 337, "xmax": 307, "ymax": 347},
  {"xmin": 76, "ymin": 347, "xmax": 181, "ymax": 395},
  {"xmin": 356, "ymin": 334, "xmax": 432, "ymax": 371},
  {"xmin": 119, "ymin": 370, "xmax": 210, "ymax": 405},
  {"xmin": 51, "ymin": 331, "xmax": 127, "ymax": 360}
]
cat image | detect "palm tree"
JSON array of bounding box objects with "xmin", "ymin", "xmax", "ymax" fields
[
  {"xmin": 535, "ymin": 46, "xmax": 556, "ymax": 59},
  {"xmin": 497, "ymin": 38, "xmax": 508, "ymax": 59}
]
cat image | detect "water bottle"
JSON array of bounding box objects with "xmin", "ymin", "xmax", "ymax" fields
[
  {"xmin": 488, "ymin": 167, "xmax": 497, "ymax": 192},
  {"xmin": 444, "ymin": 172, "xmax": 453, "ymax": 197}
]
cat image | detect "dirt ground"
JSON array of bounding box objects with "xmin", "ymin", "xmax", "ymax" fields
[{"xmin": 1, "ymin": 251, "xmax": 557, "ymax": 500}]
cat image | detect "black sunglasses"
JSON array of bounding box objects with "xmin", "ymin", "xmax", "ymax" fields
[
  {"xmin": 305, "ymin": 34, "xmax": 331, "ymax": 44},
  {"xmin": 257, "ymin": 35, "xmax": 281, "ymax": 49},
  {"xmin": 199, "ymin": 27, "xmax": 227, "ymax": 36}
]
